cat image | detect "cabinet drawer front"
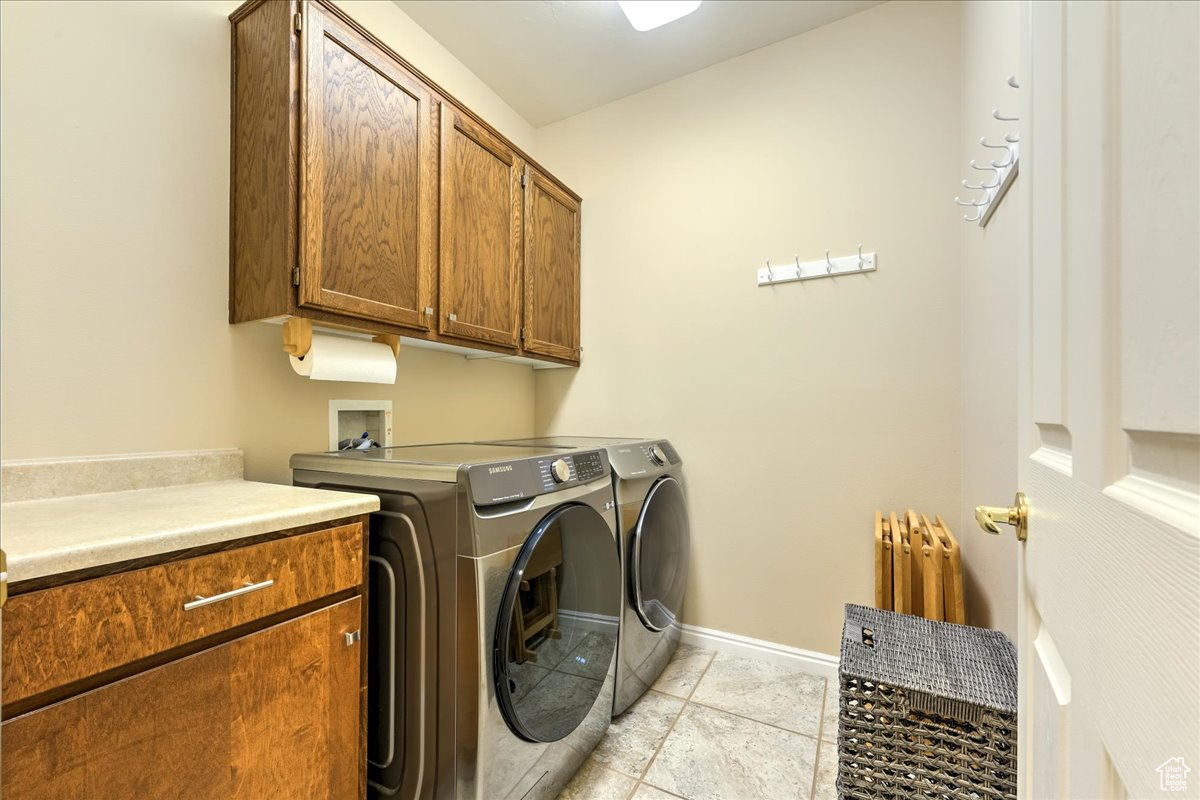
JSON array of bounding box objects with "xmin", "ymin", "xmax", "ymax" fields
[
  {"xmin": 1, "ymin": 522, "xmax": 362, "ymax": 709},
  {"xmin": 1, "ymin": 597, "xmax": 362, "ymax": 800}
]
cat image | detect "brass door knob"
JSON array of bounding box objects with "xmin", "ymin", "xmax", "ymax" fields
[{"xmin": 975, "ymin": 492, "xmax": 1029, "ymax": 541}]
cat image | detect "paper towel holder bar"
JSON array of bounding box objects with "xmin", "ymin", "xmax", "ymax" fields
[{"xmin": 281, "ymin": 316, "xmax": 400, "ymax": 359}]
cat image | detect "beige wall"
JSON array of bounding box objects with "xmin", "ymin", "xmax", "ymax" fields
[
  {"xmin": 1, "ymin": 0, "xmax": 1019, "ymax": 654},
  {"xmin": 956, "ymin": 0, "xmax": 1022, "ymax": 639},
  {"xmin": 0, "ymin": 0, "xmax": 537, "ymax": 485},
  {"xmin": 534, "ymin": 1, "xmax": 964, "ymax": 655}
]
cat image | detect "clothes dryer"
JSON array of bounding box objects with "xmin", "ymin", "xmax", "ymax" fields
[
  {"xmin": 486, "ymin": 437, "xmax": 689, "ymax": 716},
  {"xmin": 293, "ymin": 443, "xmax": 621, "ymax": 799}
]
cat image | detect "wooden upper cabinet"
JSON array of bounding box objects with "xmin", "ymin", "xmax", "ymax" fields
[
  {"xmin": 523, "ymin": 167, "xmax": 581, "ymax": 361},
  {"xmin": 230, "ymin": 0, "xmax": 581, "ymax": 364},
  {"xmin": 439, "ymin": 105, "xmax": 523, "ymax": 349},
  {"xmin": 299, "ymin": 4, "xmax": 435, "ymax": 329}
]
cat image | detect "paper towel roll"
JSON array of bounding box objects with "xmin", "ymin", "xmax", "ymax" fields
[{"xmin": 289, "ymin": 334, "xmax": 397, "ymax": 384}]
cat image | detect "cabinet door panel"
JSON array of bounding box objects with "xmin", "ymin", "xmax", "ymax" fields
[
  {"xmin": 439, "ymin": 106, "xmax": 522, "ymax": 348},
  {"xmin": 0, "ymin": 599, "xmax": 362, "ymax": 800},
  {"xmin": 302, "ymin": 5, "xmax": 435, "ymax": 329},
  {"xmin": 523, "ymin": 169, "xmax": 581, "ymax": 361}
]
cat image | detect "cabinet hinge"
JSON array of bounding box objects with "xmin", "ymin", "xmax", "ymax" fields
[
  {"xmin": 520, "ymin": 172, "xmax": 526, "ymax": 189},
  {"xmin": 292, "ymin": 267, "xmax": 300, "ymax": 287},
  {"xmin": 293, "ymin": 11, "xmax": 302, "ymax": 33},
  {"xmin": 520, "ymin": 327, "xmax": 526, "ymax": 341}
]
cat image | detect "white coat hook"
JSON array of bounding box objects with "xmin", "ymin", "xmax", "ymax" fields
[
  {"xmin": 955, "ymin": 195, "xmax": 989, "ymax": 207},
  {"xmin": 1004, "ymin": 132, "xmax": 1020, "ymax": 144},
  {"xmin": 825, "ymin": 249, "xmax": 833, "ymax": 274},
  {"xmin": 969, "ymin": 161, "xmax": 1001, "ymax": 187},
  {"xmin": 857, "ymin": 244, "xmax": 865, "ymax": 269},
  {"xmin": 964, "ymin": 208, "xmax": 983, "ymax": 222},
  {"xmin": 970, "ymin": 159, "xmax": 1001, "ymax": 177},
  {"xmin": 765, "ymin": 258, "xmax": 773, "ymax": 281},
  {"xmin": 795, "ymin": 255, "xmax": 801, "ymax": 275},
  {"xmin": 1007, "ymin": 75, "xmax": 1019, "ymax": 89},
  {"xmin": 992, "ymin": 107, "xmax": 1019, "ymax": 122},
  {"xmin": 981, "ymin": 137, "xmax": 1014, "ymax": 168}
]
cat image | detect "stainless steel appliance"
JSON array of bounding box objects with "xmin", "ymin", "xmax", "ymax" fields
[
  {"xmin": 485, "ymin": 437, "xmax": 690, "ymax": 716},
  {"xmin": 292, "ymin": 443, "xmax": 621, "ymax": 800}
]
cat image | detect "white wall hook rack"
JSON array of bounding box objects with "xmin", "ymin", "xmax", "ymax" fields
[
  {"xmin": 757, "ymin": 248, "xmax": 877, "ymax": 286},
  {"xmin": 958, "ymin": 75, "xmax": 1021, "ymax": 227}
]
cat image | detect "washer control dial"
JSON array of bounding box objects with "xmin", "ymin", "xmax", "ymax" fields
[
  {"xmin": 551, "ymin": 458, "xmax": 571, "ymax": 483},
  {"xmin": 648, "ymin": 445, "xmax": 668, "ymax": 466}
]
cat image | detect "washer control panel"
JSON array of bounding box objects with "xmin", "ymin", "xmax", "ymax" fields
[
  {"xmin": 570, "ymin": 450, "xmax": 607, "ymax": 482},
  {"xmin": 607, "ymin": 440, "xmax": 682, "ymax": 479},
  {"xmin": 469, "ymin": 449, "xmax": 611, "ymax": 506},
  {"xmin": 535, "ymin": 450, "xmax": 606, "ymax": 491}
]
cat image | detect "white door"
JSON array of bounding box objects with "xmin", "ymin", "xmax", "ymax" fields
[{"xmin": 1014, "ymin": 1, "xmax": 1200, "ymax": 798}]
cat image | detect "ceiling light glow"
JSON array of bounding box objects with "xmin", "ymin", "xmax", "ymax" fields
[{"xmin": 617, "ymin": 1, "xmax": 702, "ymax": 32}]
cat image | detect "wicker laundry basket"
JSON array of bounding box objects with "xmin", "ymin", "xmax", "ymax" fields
[{"xmin": 837, "ymin": 603, "xmax": 1018, "ymax": 800}]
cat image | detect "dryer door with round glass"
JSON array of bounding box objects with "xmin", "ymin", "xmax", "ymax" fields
[
  {"xmin": 494, "ymin": 503, "xmax": 620, "ymax": 742},
  {"xmin": 630, "ymin": 476, "xmax": 690, "ymax": 632}
]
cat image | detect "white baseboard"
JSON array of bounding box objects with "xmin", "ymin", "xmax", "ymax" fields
[{"xmin": 679, "ymin": 624, "xmax": 839, "ymax": 680}]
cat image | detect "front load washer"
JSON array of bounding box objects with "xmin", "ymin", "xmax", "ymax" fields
[
  {"xmin": 486, "ymin": 437, "xmax": 690, "ymax": 716},
  {"xmin": 293, "ymin": 443, "xmax": 620, "ymax": 800}
]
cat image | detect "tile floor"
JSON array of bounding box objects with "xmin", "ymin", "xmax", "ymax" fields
[{"xmin": 558, "ymin": 645, "xmax": 839, "ymax": 800}]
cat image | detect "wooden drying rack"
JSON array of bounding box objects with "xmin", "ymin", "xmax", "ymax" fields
[{"xmin": 874, "ymin": 510, "xmax": 965, "ymax": 624}]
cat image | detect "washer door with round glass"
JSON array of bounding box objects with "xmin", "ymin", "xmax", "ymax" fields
[
  {"xmin": 494, "ymin": 503, "xmax": 620, "ymax": 742},
  {"xmin": 631, "ymin": 477, "xmax": 690, "ymax": 632}
]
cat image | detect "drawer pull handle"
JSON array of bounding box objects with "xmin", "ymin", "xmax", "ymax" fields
[{"xmin": 183, "ymin": 579, "xmax": 274, "ymax": 611}]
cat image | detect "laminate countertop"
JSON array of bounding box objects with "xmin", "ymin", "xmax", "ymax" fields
[{"xmin": 0, "ymin": 450, "xmax": 379, "ymax": 585}]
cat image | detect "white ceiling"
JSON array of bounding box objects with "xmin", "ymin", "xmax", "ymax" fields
[{"xmin": 393, "ymin": 0, "xmax": 885, "ymax": 127}]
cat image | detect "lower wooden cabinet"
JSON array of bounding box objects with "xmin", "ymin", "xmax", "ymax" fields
[{"xmin": 1, "ymin": 598, "xmax": 363, "ymax": 800}]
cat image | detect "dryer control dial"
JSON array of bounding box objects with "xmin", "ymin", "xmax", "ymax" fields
[
  {"xmin": 648, "ymin": 445, "xmax": 668, "ymax": 466},
  {"xmin": 550, "ymin": 458, "xmax": 571, "ymax": 483}
]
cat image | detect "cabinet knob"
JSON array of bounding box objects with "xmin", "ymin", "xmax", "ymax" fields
[
  {"xmin": 448, "ymin": 312, "xmax": 457, "ymax": 322},
  {"xmin": 344, "ymin": 629, "xmax": 361, "ymax": 646}
]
